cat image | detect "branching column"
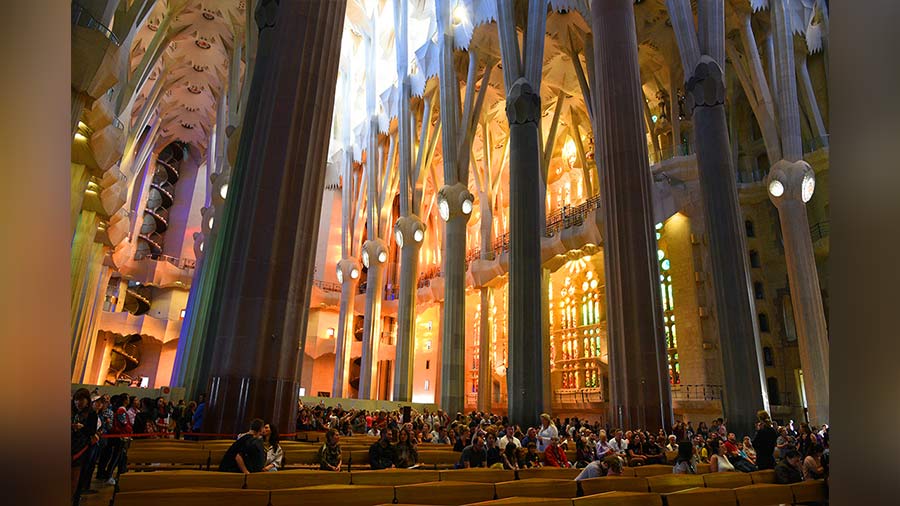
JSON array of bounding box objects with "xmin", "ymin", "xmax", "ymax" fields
[
  {"xmin": 333, "ymin": 259, "xmax": 361, "ymax": 397},
  {"xmin": 198, "ymin": 0, "xmax": 346, "ymax": 434},
  {"xmin": 592, "ymin": 0, "xmax": 672, "ymax": 431}
]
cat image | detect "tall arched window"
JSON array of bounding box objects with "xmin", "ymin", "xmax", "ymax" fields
[
  {"xmin": 657, "ymin": 227, "xmax": 679, "ymax": 385},
  {"xmin": 767, "ymin": 377, "xmax": 781, "ymax": 405},
  {"xmin": 745, "ymin": 220, "xmax": 755, "ymax": 237},
  {"xmin": 749, "ymin": 250, "xmax": 761, "ymax": 268},
  {"xmin": 758, "ymin": 313, "xmax": 770, "ymax": 333},
  {"xmin": 754, "ymin": 281, "xmax": 765, "ymax": 300}
]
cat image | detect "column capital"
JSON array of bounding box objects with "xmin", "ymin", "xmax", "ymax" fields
[
  {"xmin": 437, "ymin": 183, "xmax": 475, "ymax": 223},
  {"xmin": 394, "ymin": 215, "xmax": 426, "ymax": 249},
  {"xmin": 766, "ymin": 159, "xmax": 816, "ymax": 207},
  {"xmin": 506, "ymin": 78, "xmax": 542, "ymax": 125},
  {"xmin": 685, "ymin": 55, "xmax": 725, "ymax": 111},
  {"xmin": 255, "ymin": 0, "xmax": 280, "ymax": 33},
  {"xmin": 361, "ymin": 238, "xmax": 389, "ymax": 270},
  {"xmin": 336, "ymin": 258, "xmax": 362, "ymax": 285}
]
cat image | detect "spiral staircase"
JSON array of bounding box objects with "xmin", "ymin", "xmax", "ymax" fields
[
  {"xmin": 136, "ymin": 142, "xmax": 183, "ymax": 260},
  {"xmin": 122, "ymin": 283, "xmax": 152, "ymax": 315}
]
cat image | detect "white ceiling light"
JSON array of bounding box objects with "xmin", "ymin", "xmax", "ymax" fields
[
  {"xmin": 413, "ymin": 229, "xmax": 424, "ymax": 243},
  {"xmin": 336, "ymin": 266, "xmax": 344, "ymax": 284},
  {"xmin": 768, "ymin": 180, "xmax": 784, "ymax": 198},
  {"xmin": 801, "ymin": 172, "xmax": 815, "ymax": 203},
  {"xmin": 362, "ymin": 250, "xmax": 370, "ymax": 268},
  {"xmin": 378, "ymin": 251, "xmax": 388, "ymax": 263},
  {"xmin": 219, "ymin": 183, "xmax": 228, "ymax": 199},
  {"xmin": 395, "ymin": 228, "xmax": 404, "ymax": 248},
  {"xmin": 350, "ymin": 268, "xmax": 360, "ymax": 279},
  {"xmin": 439, "ymin": 198, "xmax": 450, "ymax": 222},
  {"xmin": 461, "ymin": 198, "xmax": 473, "ymax": 215}
]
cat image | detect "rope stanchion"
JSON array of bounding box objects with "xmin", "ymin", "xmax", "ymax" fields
[{"xmin": 101, "ymin": 431, "xmax": 305, "ymax": 439}]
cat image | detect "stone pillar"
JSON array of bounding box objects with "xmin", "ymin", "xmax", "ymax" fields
[
  {"xmin": 333, "ymin": 258, "xmax": 361, "ymax": 397},
  {"xmin": 438, "ymin": 183, "xmax": 473, "ymax": 415},
  {"xmin": 591, "ymin": 0, "xmax": 672, "ymax": 431},
  {"xmin": 200, "ymin": 0, "xmax": 347, "ymax": 435},
  {"xmin": 393, "ymin": 216, "xmax": 425, "ymax": 401},
  {"xmin": 477, "ymin": 287, "xmax": 492, "ymax": 413},
  {"xmin": 772, "ymin": 0, "xmax": 803, "ymax": 161},
  {"xmin": 358, "ymin": 239, "xmax": 389, "ymax": 399},
  {"xmin": 766, "ymin": 161, "xmax": 829, "ymax": 424},
  {"xmin": 686, "ymin": 57, "xmax": 768, "ymax": 438},
  {"xmin": 505, "ymin": 79, "xmax": 545, "ymax": 426}
]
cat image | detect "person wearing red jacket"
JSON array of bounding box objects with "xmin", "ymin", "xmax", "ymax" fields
[
  {"xmin": 97, "ymin": 394, "xmax": 132, "ymax": 484},
  {"xmin": 542, "ymin": 436, "xmax": 571, "ymax": 468}
]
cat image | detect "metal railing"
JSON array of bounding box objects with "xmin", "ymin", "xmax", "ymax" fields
[
  {"xmin": 313, "ymin": 279, "xmax": 341, "ymax": 293},
  {"xmin": 72, "ymin": 2, "xmax": 120, "ymax": 46},
  {"xmin": 809, "ymin": 221, "xmax": 830, "ymax": 242},
  {"xmin": 648, "ymin": 143, "xmax": 695, "ymax": 165},
  {"xmin": 670, "ymin": 384, "xmax": 723, "ymax": 401}
]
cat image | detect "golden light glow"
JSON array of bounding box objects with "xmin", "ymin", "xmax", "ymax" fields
[
  {"xmin": 452, "ymin": 3, "xmax": 467, "ymax": 24},
  {"xmin": 562, "ymin": 137, "xmax": 577, "ymax": 167},
  {"xmin": 74, "ymin": 132, "xmax": 87, "ymax": 142}
]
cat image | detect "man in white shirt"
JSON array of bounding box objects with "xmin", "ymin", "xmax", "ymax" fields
[
  {"xmin": 608, "ymin": 429, "xmax": 628, "ymax": 456},
  {"xmin": 498, "ymin": 425, "xmax": 521, "ymax": 450}
]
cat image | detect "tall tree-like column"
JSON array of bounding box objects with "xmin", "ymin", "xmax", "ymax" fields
[
  {"xmin": 593, "ymin": 0, "xmax": 672, "ymax": 431},
  {"xmin": 667, "ymin": 0, "xmax": 766, "ymax": 437},
  {"xmin": 765, "ymin": 0, "xmax": 829, "ymax": 425},
  {"xmin": 495, "ymin": 0, "xmax": 548, "ymax": 427},
  {"xmin": 198, "ymin": 0, "xmax": 347, "ymax": 434}
]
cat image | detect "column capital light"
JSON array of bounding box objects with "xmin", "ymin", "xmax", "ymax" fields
[
  {"xmin": 361, "ymin": 238, "xmax": 389, "ymax": 268},
  {"xmin": 437, "ymin": 183, "xmax": 475, "ymax": 222},
  {"xmin": 395, "ymin": 215, "xmax": 426, "ymax": 248},
  {"xmin": 336, "ymin": 257, "xmax": 362, "ymax": 284},
  {"xmin": 766, "ymin": 159, "xmax": 816, "ymax": 206},
  {"xmin": 505, "ymin": 78, "xmax": 542, "ymax": 125}
]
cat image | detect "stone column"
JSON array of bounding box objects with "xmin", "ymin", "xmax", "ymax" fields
[
  {"xmin": 505, "ymin": 79, "xmax": 545, "ymax": 425},
  {"xmin": 686, "ymin": 57, "xmax": 769, "ymax": 438},
  {"xmin": 199, "ymin": 0, "xmax": 347, "ymax": 435},
  {"xmin": 333, "ymin": 258, "xmax": 361, "ymax": 397},
  {"xmin": 358, "ymin": 239, "xmax": 389, "ymax": 399},
  {"xmin": 477, "ymin": 287, "xmax": 492, "ymax": 413},
  {"xmin": 766, "ymin": 163, "xmax": 829, "ymax": 424},
  {"xmin": 393, "ymin": 216, "xmax": 425, "ymax": 401},
  {"xmin": 438, "ymin": 183, "xmax": 473, "ymax": 415},
  {"xmin": 591, "ymin": 0, "xmax": 672, "ymax": 431}
]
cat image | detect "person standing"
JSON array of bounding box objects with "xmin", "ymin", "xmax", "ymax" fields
[
  {"xmin": 752, "ymin": 410, "xmax": 778, "ymax": 470},
  {"xmin": 189, "ymin": 394, "xmax": 206, "ymax": 441},
  {"xmin": 536, "ymin": 413, "xmax": 558, "ymax": 452}
]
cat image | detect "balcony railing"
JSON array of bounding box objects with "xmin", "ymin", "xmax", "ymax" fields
[
  {"xmin": 648, "ymin": 143, "xmax": 695, "ymax": 166},
  {"xmin": 810, "ymin": 221, "xmax": 830, "ymax": 242},
  {"xmin": 670, "ymin": 384, "xmax": 723, "ymax": 401},
  {"xmin": 313, "ymin": 279, "xmax": 341, "ymax": 293},
  {"xmin": 72, "ymin": 2, "xmax": 120, "ymax": 46}
]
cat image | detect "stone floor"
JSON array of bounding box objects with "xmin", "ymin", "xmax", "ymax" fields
[{"xmin": 77, "ymin": 478, "xmax": 116, "ymax": 506}]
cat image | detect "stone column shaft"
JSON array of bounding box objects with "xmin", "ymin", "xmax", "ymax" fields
[
  {"xmin": 477, "ymin": 287, "xmax": 492, "ymax": 412},
  {"xmin": 591, "ymin": 0, "xmax": 672, "ymax": 431},
  {"xmin": 393, "ymin": 242, "xmax": 420, "ymax": 401},
  {"xmin": 506, "ymin": 79, "xmax": 545, "ymax": 426},
  {"xmin": 359, "ymin": 260, "xmax": 385, "ymax": 400},
  {"xmin": 772, "ymin": 0, "xmax": 803, "ymax": 160},
  {"xmin": 688, "ymin": 57, "xmax": 769, "ymax": 438},
  {"xmin": 333, "ymin": 269, "xmax": 359, "ymax": 397},
  {"xmin": 200, "ymin": 0, "xmax": 347, "ymax": 435},
  {"xmin": 440, "ymin": 215, "xmax": 468, "ymax": 414}
]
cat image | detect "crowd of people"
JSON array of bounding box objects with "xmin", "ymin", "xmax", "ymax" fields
[{"xmin": 73, "ymin": 389, "xmax": 830, "ymax": 504}]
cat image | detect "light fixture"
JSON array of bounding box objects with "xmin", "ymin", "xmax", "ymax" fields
[
  {"xmin": 655, "ymin": 223, "xmax": 663, "ymax": 230},
  {"xmin": 768, "ymin": 179, "xmax": 784, "ymax": 198},
  {"xmin": 208, "ymin": 217, "xmax": 214, "ymax": 230},
  {"xmin": 801, "ymin": 172, "xmax": 815, "ymax": 203},
  {"xmin": 74, "ymin": 132, "xmax": 87, "ymax": 142},
  {"xmin": 219, "ymin": 183, "xmax": 228, "ymax": 199},
  {"xmin": 461, "ymin": 198, "xmax": 473, "ymax": 215},
  {"xmin": 78, "ymin": 121, "xmax": 88, "ymax": 130},
  {"xmin": 350, "ymin": 268, "xmax": 360, "ymax": 279},
  {"xmin": 395, "ymin": 228, "xmax": 404, "ymax": 248},
  {"xmin": 199, "ymin": 241, "xmax": 204, "ymax": 252},
  {"xmin": 336, "ymin": 265, "xmax": 344, "ymax": 284},
  {"xmin": 413, "ymin": 229, "xmax": 424, "ymax": 242},
  {"xmin": 326, "ymin": 327, "xmax": 335, "ymax": 338},
  {"xmin": 362, "ymin": 250, "xmax": 370, "ymax": 268},
  {"xmin": 378, "ymin": 251, "xmax": 388, "ymax": 263},
  {"xmin": 439, "ymin": 198, "xmax": 450, "ymax": 221}
]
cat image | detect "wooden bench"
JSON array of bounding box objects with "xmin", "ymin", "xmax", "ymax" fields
[
  {"xmin": 269, "ymin": 484, "xmax": 395, "ymax": 506},
  {"xmin": 282, "ymin": 448, "xmax": 324, "ymax": 469},
  {"xmin": 662, "ymin": 487, "xmax": 738, "ymax": 506},
  {"xmin": 349, "ymin": 449, "xmax": 371, "ymax": 469},
  {"xmin": 113, "ymin": 487, "xmax": 270, "ymax": 506},
  {"xmin": 573, "ymin": 491, "xmax": 663, "ymax": 506},
  {"xmin": 633, "ymin": 465, "xmax": 675, "ymax": 477},
  {"xmin": 126, "ymin": 447, "xmax": 210, "ymax": 471},
  {"xmin": 465, "ymin": 498, "xmax": 574, "ymax": 505},
  {"xmin": 244, "ymin": 469, "xmax": 351, "ymax": 490},
  {"xmin": 789, "ymin": 480, "xmax": 827, "ymax": 503},
  {"xmin": 703, "ymin": 472, "xmax": 753, "ymax": 489},
  {"xmin": 748, "ymin": 470, "xmax": 775, "ymax": 484},
  {"xmin": 439, "ymin": 469, "xmax": 516, "ymax": 483},
  {"xmin": 395, "ymin": 480, "xmax": 496, "ymax": 505},
  {"xmin": 351, "ymin": 469, "xmax": 441, "ymax": 485},
  {"xmin": 646, "ymin": 474, "xmax": 705, "ymax": 494},
  {"xmin": 117, "ymin": 470, "xmax": 245, "ymax": 492},
  {"xmin": 579, "ymin": 476, "xmax": 650, "ymax": 495},
  {"xmin": 696, "ymin": 463, "xmax": 712, "ymax": 474},
  {"xmin": 517, "ymin": 467, "xmax": 582, "ymax": 480},
  {"xmin": 732, "ymin": 483, "xmax": 794, "ymax": 506},
  {"xmin": 419, "ymin": 450, "xmax": 463, "ymax": 470},
  {"xmin": 496, "ymin": 478, "xmax": 578, "ymax": 499}
]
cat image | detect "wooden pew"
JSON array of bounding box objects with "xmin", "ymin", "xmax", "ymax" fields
[
  {"xmin": 465, "ymin": 498, "xmax": 574, "ymax": 506},
  {"xmin": 789, "ymin": 480, "xmax": 827, "ymax": 504},
  {"xmin": 748, "ymin": 470, "xmax": 776, "ymax": 484},
  {"xmin": 439, "ymin": 469, "xmax": 516, "ymax": 483},
  {"xmin": 662, "ymin": 487, "xmax": 738, "ymax": 506},
  {"xmin": 395, "ymin": 480, "xmax": 496, "ymax": 505},
  {"xmin": 579, "ymin": 476, "xmax": 650, "ymax": 495},
  {"xmin": 244, "ymin": 469, "xmax": 351, "ymax": 490},
  {"xmin": 113, "ymin": 487, "xmax": 270, "ymax": 506},
  {"xmin": 517, "ymin": 467, "xmax": 582, "ymax": 480},
  {"xmin": 495, "ymin": 478, "xmax": 578, "ymax": 499},
  {"xmin": 269, "ymin": 484, "xmax": 395, "ymax": 506},
  {"xmin": 282, "ymin": 448, "xmax": 324, "ymax": 469},
  {"xmin": 732, "ymin": 483, "xmax": 794, "ymax": 506},
  {"xmin": 573, "ymin": 491, "xmax": 663, "ymax": 506},
  {"xmin": 632, "ymin": 465, "xmax": 675, "ymax": 477},
  {"xmin": 351, "ymin": 469, "xmax": 441, "ymax": 485},
  {"xmin": 126, "ymin": 447, "xmax": 210, "ymax": 471},
  {"xmin": 646, "ymin": 474, "xmax": 705, "ymax": 494},
  {"xmin": 702, "ymin": 472, "xmax": 753, "ymax": 489},
  {"xmin": 117, "ymin": 470, "xmax": 245, "ymax": 493},
  {"xmin": 419, "ymin": 450, "xmax": 463, "ymax": 470}
]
